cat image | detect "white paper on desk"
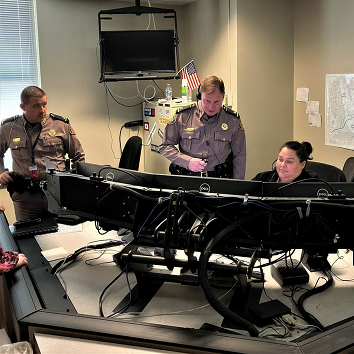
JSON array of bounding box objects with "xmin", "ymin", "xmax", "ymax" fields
[
  {"xmin": 296, "ymin": 87, "xmax": 309, "ymax": 102},
  {"xmin": 308, "ymin": 113, "xmax": 322, "ymax": 127},
  {"xmin": 306, "ymin": 100, "xmax": 320, "ymax": 114},
  {"xmin": 41, "ymin": 247, "xmax": 70, "ymax": 262},
  {"xmin": 57, "ymin": 223, "xmax": 83, "ymax": 234}
]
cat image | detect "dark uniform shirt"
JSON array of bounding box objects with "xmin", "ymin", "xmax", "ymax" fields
[
  {"xmin": 252, "ymin": 169, "xmax": 315, "ymax": 182},
  {"xmin": 0, "ymin": 113, "xmax": 85, "ymax": 180},
  {"xmin": 159, "ymin": 104, "xmax": 246, "ymax": 180}
]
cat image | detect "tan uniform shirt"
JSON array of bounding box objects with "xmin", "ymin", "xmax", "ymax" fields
[
  {"xmin": 159, "ymin": 105, "xmax": 246, "ymax": 179},
  {"xmin": 0, "ymin": 113, "xmax": 85, "ymax": 180}
]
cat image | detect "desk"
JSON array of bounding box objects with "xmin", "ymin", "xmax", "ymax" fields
[
  {"xmin": 33, "ymin": 333, "xmax": 186, "ymax": 354},
  {"xmin": 2, "ymin": 213, "xmax": 354, "ymax": 354}
]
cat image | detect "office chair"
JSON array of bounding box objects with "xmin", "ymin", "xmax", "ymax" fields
[
  {"xmin": 119, "ymin": 136, "xmax": 142, "ymax": 171},
  {"xmin": 342, "ymin": 157, "xmax": 354, "ymax": 182},
  {"xmin": 305, "ymin": 161, "xmax": 346, "ymax": 182}
]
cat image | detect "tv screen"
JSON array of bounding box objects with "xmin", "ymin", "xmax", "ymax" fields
[{"xmin": 100, "ymin": 30, "xmax": 176, "ymax": 75}]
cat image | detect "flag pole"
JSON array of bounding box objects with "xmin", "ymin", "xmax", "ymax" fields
[{"xmin": 175, "ymin": 59, "xmax": 194, "ymax": 77}]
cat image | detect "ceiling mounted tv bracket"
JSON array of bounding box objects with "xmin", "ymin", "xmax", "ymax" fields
[{"xmin": 98, "ymin": 0, "xmax": 180, "ymax": 82}]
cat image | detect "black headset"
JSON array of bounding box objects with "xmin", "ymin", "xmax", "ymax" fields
[
  {"xmin": 271, "ymin": 159, "xmax": 277, "ymax": 171},
  {"xmin": 196, "ymin": 84, "xmax": 201, "ymax": 101}
]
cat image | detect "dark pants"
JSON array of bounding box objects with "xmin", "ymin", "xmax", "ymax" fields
[{"xmin": 11, "ymin": 190, "xmax": 53, "ymax": 221}]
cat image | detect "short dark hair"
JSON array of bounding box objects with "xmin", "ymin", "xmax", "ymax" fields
[
  {"xmin": 280, "ymin": 141, "xmax": 313, "ymax": 163},
  {"xmin": 20, "ymin": 86, "xmax": 46, "ymax": 104},
  {"xmin": 200, "ymin": 75, "xmax": 225, "ymax": 95}
]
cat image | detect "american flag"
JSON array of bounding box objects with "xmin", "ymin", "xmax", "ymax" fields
[{"xmin": 180, "ymin": 61, "xmax": 201, "ymax": 90}]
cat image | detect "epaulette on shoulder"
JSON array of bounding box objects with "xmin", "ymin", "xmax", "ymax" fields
[
  {"xmin": 223, "ymin": 105, "xmax": 240, "ymax": 119},
  {"xmin": 176, "ymin": 103, "xmax": 196, "ymax": 114},
  {"xmin": 50, "ymin": 113, "xmax": 69, "ymax": 123},
  {"xmin": 1, "ymin": 115, "xmax": 19, "ymax": 126}
]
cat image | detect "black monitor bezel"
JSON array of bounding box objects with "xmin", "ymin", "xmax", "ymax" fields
[{"xmin": 100, "ymin": 30, "xmax": 176, "ymax": 75}]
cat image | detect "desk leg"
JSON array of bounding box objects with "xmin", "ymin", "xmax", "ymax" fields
[{"xmin": 113, "ymin": 273, "xmax": 164, "ymax": 313}]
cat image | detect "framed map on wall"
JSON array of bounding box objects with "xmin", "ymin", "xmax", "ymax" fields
[{"xmin": 325, "ymin": 73, "xmax": 354, "ymax": 150}]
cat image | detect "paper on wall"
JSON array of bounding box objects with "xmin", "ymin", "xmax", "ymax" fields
[
  {"xmin": 308, "ymin": 113, "xmax": 322, "ymax": 127},
  {"xmin": 306, "ymin": 100, "xmax": 320, "ymax": 114},
  {"xmin": 296, "ymin": 87, "xmax": 309, "ymax": 102}
]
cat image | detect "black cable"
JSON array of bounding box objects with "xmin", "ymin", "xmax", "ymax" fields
[
  {"xmin": 97, "ymin": 166, "xmax": 143, "ymax": 186},
  {"xmin": 94, "ymin": 188, "xmax": 114, "ymax": 234},
  {"xmin": 198, "ymin": 224, "xmax": 259, "ymax": 337},
  {"xmin": 119, "ymin": 125, "xmax": 124, "ymax": 154},
  {"xmin": 110, "ymin": 183, "xmax": 159, "ymax": 203},
  {"xmin": 104, "ymin": 81, "xmax": 144, "ymax": 108},
  {"xmin": 152, "ymin": 79, "xmax": 164, "ymax": 95},
  {"xmin": 51, "ymin": 240, "xmax": 124, "ymax": 274},
  {"xmin": 262, "ymin": 178, "xmax": 334, "ymax": 197},
  {"xmin": 296, "ymin": 266, "xmax": 333, "ymax": 331},
  {"xmin": 99, "ymin": 265, "xmax": 127, "ymax": 317}
]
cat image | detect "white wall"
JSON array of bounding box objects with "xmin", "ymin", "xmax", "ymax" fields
[
  {"xmin": 294, "ymin": 0, "xmax": 354, "ymax": 169},
  {"xmin": 237, "ymin": 0, "xmax": 294, "ymax": 179}
]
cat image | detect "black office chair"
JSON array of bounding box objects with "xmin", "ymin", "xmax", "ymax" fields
[
  {"xmin": 119, "ymin": 136, "xmax": 142, "ymax": 171},
  {"xmin": 305, "ymin": 161, "xmax": 346, "ymax": 182},
  {"xmin": 342, "ymin": 157, "xmax": 354, "ymax": 182}
]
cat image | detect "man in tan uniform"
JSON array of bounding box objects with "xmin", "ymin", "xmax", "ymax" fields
[
  {"xmin": 159, "ymin": 75, "xmax": 246, "ymax": 179},
  {"xmin": 0, "ymin": 86, "xmax": 85, "ymax": 220}
]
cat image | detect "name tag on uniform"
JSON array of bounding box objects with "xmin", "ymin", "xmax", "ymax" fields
[{"xmin": 29, "ymin": 165, "xmax": 39, "ymax": 178}]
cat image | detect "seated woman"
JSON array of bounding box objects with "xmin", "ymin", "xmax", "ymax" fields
[
  {"xmin": 253, "ymin": 141, "xmax": 315, "ymax": 182},
  {"xmin": 0, "ymin": 205, "xmax": 28, "ymax": 275}
]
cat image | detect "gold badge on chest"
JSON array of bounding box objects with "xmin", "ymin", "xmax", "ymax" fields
[
  {"xmin": 221, "ymin": 123, "xmax": 228, "ymax": 131},
  {"xmin": 48, "ymin": 129, "xmax": 56, "ymax": 136}
]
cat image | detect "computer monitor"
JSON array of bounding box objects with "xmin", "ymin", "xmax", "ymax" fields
[
  {"xmin": 76, "ymin": 162, "xmax": 263, "ymax": 196},
  {"xmin": 100, "ymin": 30, "xmax": 176, "ymax": 75},
  {"xmin": 262, "ymin": 180, "xmax": 354, "ymax": 198},
  {"xmin": 45, "ymin": 162, "xmax": 354, "ymax": 263}
]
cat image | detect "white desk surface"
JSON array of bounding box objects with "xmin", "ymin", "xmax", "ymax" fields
[
  {"xmin": 34, "ymin": 333, "xmax": 186, "ymax": 354},
  {"xmin": 34, "ymin": 221, "xmax": 354, "ymax": 342},
  {"xmin": 35, "ymin": 222, "xmax": 231, "ymax": 328}
]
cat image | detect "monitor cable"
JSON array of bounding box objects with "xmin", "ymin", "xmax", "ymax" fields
[
  {"xmin": 296, "ymin": 262, "xmax": 333, "ymax": 332},
  {"xmin": 51, "ymin": 240, "xmax": 125, "ymax": 275},
  {"xmin": 198, "ymin": 223, "xmax": 259, "ymax": 337}
]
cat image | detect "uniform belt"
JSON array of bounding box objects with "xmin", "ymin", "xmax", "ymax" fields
[
  {"xmin": 193, "ymin": 170, "xmax": 216, "ymax": 177},
  {"xmin": 169, "ymin": 163, "xmax": 224, "ymax": 178},
  {"xmin": 26, "ymin": 180, "xmax": 42, "ymax": 194}
]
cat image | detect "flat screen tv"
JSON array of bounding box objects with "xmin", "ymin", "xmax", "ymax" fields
[{"xmin": 100, "ymin": 30, "xmax": 176, "ymax": 75}]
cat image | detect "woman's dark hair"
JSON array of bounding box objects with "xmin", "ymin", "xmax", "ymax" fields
[{"xmin": 280, "ymin": 141, "xmax": 313, "ymax": 163}]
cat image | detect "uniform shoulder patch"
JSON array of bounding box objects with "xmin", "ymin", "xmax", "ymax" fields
[
  {"xmin": 175, "ymin": 103, "xmax": 196, "ymax": 115},
  {"xmin": 223, "ymin": 105, "xmax": 240, "ymax": 119},
  {"xmin": 239, "ymin": 120, "xmax": 244, "ymax": 131},
  {"xmin": 50, "ymin": 113, "xmax": 70, "ymax": 124},
  {"xmin": 1, "ymin": 115, "xmax": 19, "ymax": 126}
]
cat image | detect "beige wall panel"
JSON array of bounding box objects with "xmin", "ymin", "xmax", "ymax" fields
[
  {"xmin": 237, "ymin": 0, "xmax": 294, "ymax": 179},
  {"xmin": 294, "ymin": 0, "xmax": 354, "ymax": 169}
]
